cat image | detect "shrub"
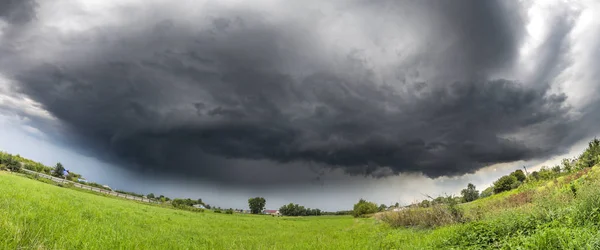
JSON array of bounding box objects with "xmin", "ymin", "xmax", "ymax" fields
[
  {"xmin": 279, "ymin": 203, "xmax": 322, "ymax": 216},
  {"xmin": 225, "ymin": 208, "xmax": 234, "ymax": 214},
  {"xmin": 480, "ymin": 187, "xmax": 494, "ymax": 198},
  {"xmin": 352, "ymin": 199, "xmax": 378, "ymax": 218},
  {"xmin": 379, "ymin": 203, "xmax": 464, "ymax": 228},
  {"xmin": 511, "ymin": 170, "xmax": 527, "ymax": 182},
  {"xmin": 493, "ymin": 175, "xmax": 517, "ymax": 193}
]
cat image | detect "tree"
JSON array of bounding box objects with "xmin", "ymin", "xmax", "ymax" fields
[
  {"xmin": 529, "ymin": 171, "xmax": 540, "ymax": 180},
  {"xmin": 561, "ymin": 158, "xmax": 574, "ymax": 172},
  {"xmin": 5, "ymin": 156, "xmax": 20, "ymax": 172},
  {"xmin": 147, "ymin": 193, "xmax": 155, "ymax": 199},
  {"xmin": 480, "ymin": 186, "xmax": 494, "ymax": 198},
  {"xmin": 352, "ymin": 199, "xmax": 378, "ymax": 218},
  {"xmin": 248, "ymin": 197, "xmax": 266, "ymax": 214},
  {"xmin": 551, "ymin": 165, "xmax": 561, "ymax": 174},
  {"xmin": 579, "ymin": 138, "xmax": 600, "ymax": 168},
  {"xmin": 378, "ymin": 204, "xmax": 388, "ymax": 212},
  {"xmin": 460, "ymin": 183, "xmax": 479, "ymax": 202},
  {"xmin": 511, "ymin": 170, "xmax": 526, "ymax": 182},
  {"xmin": 53, "ymin": 162, "xmax": 65, "ymax": 177},
  {"xmin": 394, "ymin": 202, "xmax": 399, "ymax": 208},
  {"xmin": 493, "ymin": 175, "xmax": 517, "ymax": 193}
]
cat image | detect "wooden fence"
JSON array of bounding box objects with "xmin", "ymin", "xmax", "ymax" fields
[{"xmin": 20, "ymin": 168, "xmax": 157, "ymax": 203}]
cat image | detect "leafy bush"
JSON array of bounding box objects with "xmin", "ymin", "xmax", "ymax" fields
[
  {"xmin": 225, "ymin": 209, "xmax": 234, "ymax": 214},
  {"xmin": 115, "ymin": 190, "xmax": 144, "ymax": 198},
  {"xmin": 493, "ymin": 175, "xmax": 517, "ymax": 193},
  {"xmin": 480, "ymin": 186, "xmax": 494, "ymax": 198},
  {"xmin": 379, "ymin": 204, "xmax": 463, "ymax": 228},
  {"xmin": 279, "ymin": 203, "xmax": 322, "ymax": 216},
  {"xmin": 352, "ymin": 199, "xmax": 378, "ymax": 218}
]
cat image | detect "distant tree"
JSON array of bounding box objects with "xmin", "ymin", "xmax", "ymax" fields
[
  {"xmin": 248, "ymin": 197, "xmax": 266, "ymax": 214},
  {"xmin": 561, "ymin": 158, "xmax": 574, "ymax": 173},
  {"xmin": 53, "ymin": 163, "xmax": 65, "ymax": 177},
  {"xmin": 378, "ymin": 204, "xmax": 387, "ymax": 212},
  {"xmin": 147, "ymin": 193, "xmax": 155, "ymax": 199},
  {"xmin": 5, "ymin": 156, "xmax": 20, "ymax": 172},
  {"xmin": 352, "ymin": 199, "xmax": 378, "ymax": 218},
  {"xmin": 279, "ymin": 203, "xmax": 321, "ymax": 216},
  {"xmin": 493, "ymin": 175, "xmax": 517, "ymax": 193},
  {"xmin": 460, "ymin": 183, "xmax": 480, "ymax": 202},
  {"xmin": 172, "ymin": 198, "xmax": 195, "ymax": 207},
  {"xmin": 551, "ymin": 165, "xmax": 561, "ymax": 174},
  {"xmin": 394, "ymin": 202, "xmax": 400, "ymax": 208},
  {"xmin": 511, "ymin": 170, "xmax": 527, "ymax": 182},
  {"xmin": 538, "ymin": 167, "xmax": 555, "ymax": 180},
  {"xmin": 579, "ymin": 138, "xmax": 600, "ymax": 168},
  {"xmin": 197, "ymin": 199, "xmax": 204, "ymax": 205},
  {"xmin": 480, "ymin": 186, "xmax": 494, "ymax": 198},
  {"xmin": 529, "ymin": 171, "xmax": 540, "ymax": 180}
]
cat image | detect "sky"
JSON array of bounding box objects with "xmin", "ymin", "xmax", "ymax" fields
[{"xmin": 1, "ymin": 0, "xmax": 600, "ymax": 211}]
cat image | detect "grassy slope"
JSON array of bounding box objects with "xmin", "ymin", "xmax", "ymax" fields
[
  {"xmin": 380, "ymin": 166, "xmax": 600, "ymax": 249},
  {"xmin": 4, "ymin": 166, "xmax": 600, "ymax": 250},
  {"xmin": 0, "ymin": 172, "xmax": 394, "ymax": 250}
]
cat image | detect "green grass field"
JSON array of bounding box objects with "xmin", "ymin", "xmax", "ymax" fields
[
  {"xmin": 4, "ymin": 165, "xmax": 600, "ymax": 249},
  {"xmin": 0, "ymin": 172, "xmax": 400, "ymax": 249}
]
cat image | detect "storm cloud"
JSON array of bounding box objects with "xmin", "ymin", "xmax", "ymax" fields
[{"xmin": 0, "ymin": 0, "xmax": 597, "ymax": 184}]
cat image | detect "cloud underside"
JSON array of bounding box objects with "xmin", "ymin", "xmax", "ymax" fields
[{"xmin": 0, "ymin": 0, "xmax": 595, "ymax": 183}]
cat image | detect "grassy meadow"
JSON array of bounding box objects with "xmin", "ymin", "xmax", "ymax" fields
[
  {"xmin": 0, "ymin": 172, "xmax": 398, "ymax": 249},
  {"xmin": 4, "ymin": 157, "xmax": 600, "ymax": 249}
]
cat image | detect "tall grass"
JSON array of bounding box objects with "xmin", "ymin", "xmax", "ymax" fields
[{"xmin": 377, "ymin": 166, "xmax": 600, "ymax": 249}]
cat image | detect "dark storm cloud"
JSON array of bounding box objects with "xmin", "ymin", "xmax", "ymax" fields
[
  {"xmin": 0, "ymin": 0, "xmax": 37, "ymax": 24},
  {"xmin": 0, "ymin": 0, "xmax": 582, "ymax": 182}
]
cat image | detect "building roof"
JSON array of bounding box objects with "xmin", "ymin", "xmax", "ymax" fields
[{"xmin": 263, "ymin": 210, "xmax": 279, "ymax": 214}]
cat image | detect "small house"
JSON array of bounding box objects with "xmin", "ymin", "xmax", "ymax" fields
[
  {"xmin": 263, "ymin": 210, "xmax": 280, "ymax": 216},
  {"xmin": 192, "ymin": 204, "xmax": 206, "ymax": 209}
]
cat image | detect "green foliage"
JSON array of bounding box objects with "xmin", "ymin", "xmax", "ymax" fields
[
  {"xmin": 538, "ymin": 166, "xmax": 556, "ymax": 180},
  {"xmin": 493, "ymin": 175, "xmax": 517, "ymax": 193},
  {"xmin": 480, "ymin": 186, "xmax": 494, "ymax": 198},
  {"xmin": 461, "ymin": 183, "xmax": 479, "ymax": 202},
  {"xmin": 87, "ymin": 182, "xmax": 112, "ymax": 191},
  {"xmin": 529, "ymin": 171, "xmax": 540, "ymax": 180},
  {"xmin": 511, "ymin": 169, "xmax": 526, "ymax": 182},
  {"xmin": 248, "ymin": 197, "xmax": 266, "ymax": 214},
  {"xmin": 579, "ymin": 138, "xmax": 600, "ymax": 168},
  {"xmin": 115, "ymin": 190, "xmax": 144, "ymax": 198},
  {"xmin": 171, "ymin": 198, "xmax": 198, "ymax": 207},
  {"xmin": 380, "ymin": 195, "xmax": 464, "ymax": 228},
  {"xmin": 147, "ymin": 193, "xmax": 155, "ymax": 199},
  {"xmin": 279, "ymin": 203, "xmax": 322, "ymax": 216},
  {"xmin": 53, "ymin": 162, "xmax": 65, "ymax": 177},
  {"xmin": 352, "ymin": 199, "xmax": 378, "ymax": 218},
  {"xmin": 0, "ymin": 154, "xmax": 20, "ymax": 172},
  {"xmin": 225, "ymin": 208, "xmax": 234, "ymax": 214},
  {"xmin": 378, "ymin": 204, "xmax": 387, "ymax": 212}
]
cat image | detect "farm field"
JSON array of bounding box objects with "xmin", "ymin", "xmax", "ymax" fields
[{"xmin": 0, "ymin": 172, "xmax": 404, "ymax": 250}]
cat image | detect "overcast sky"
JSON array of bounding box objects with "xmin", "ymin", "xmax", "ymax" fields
[{"xmin": 1, "ymin": 0, "xmax": 600, "ymax": 211}]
